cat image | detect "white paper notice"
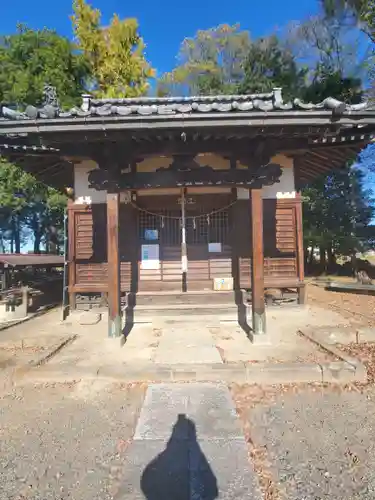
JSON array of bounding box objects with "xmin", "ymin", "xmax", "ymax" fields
[
  {"xmin": 141, "ymin": 244, "xmax": 160, "ymax": 269},
  {"xmin": 208, "ymin": 242, "xmax": 222, "ymax": 253}
]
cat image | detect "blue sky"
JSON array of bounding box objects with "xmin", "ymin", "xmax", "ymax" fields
[{"xmin": 0, "ymin": 0, "xmax": 319, "ymax": 76}]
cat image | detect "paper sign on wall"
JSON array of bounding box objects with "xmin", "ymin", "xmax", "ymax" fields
[
  {"xmin": 208, "ymin": 242, "xmax": 222, "ymax": 253},
  {"xmin": 141, "ymin": 244, "xmax": 160, "ymax": 269}
]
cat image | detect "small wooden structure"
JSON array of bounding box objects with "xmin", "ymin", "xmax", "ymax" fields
[
  {"xmin": 1, "ymin": 88, "xmax": 375, "ymax": 339},
  {"xmin": 0, "ymin": 253, "xmax": 64, "ymax": 290},
  {"xmin": 0, "ymin": 254, "xmax": 64, "ymax": 320}
]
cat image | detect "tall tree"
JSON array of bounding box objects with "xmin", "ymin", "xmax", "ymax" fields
[
  {"xmin": 238, "ymin": 35, "xmax": 307, "ymax": 99},
  {"xmin": 321, "ymin": 0, "xmax": 375, "ymax": 43},
  {"xmin": 0, "ymin": 24, "xmax": 88, "ymax": 108},
  {"xmin": 0, "ymin": 160, "xmax": 35, "ymax": 253},
  {"xmin": 72, "ymin": 0, "xmax": 155, "ymax": 98},
  {"xmin": 157, "ymin": 24, "xmax": 251, "ymax": 96},
  {"xmin": 0, "ymin": 161, "xmax": 68, "ymax": 254},
  {"xmin": 303, "ymin": 164, "xmax": 373, "ymax": 271},
  {"xmin": 286, "ymin": 12, "xmax": 365, "ymax": 83}
]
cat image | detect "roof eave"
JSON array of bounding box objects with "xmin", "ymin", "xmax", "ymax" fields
[{"xmin": 1, "ymin": 110, "xmax": 374, "ymax": 136}]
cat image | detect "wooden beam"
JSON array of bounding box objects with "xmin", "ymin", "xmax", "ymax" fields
[
  {"xmin": 107, "ymin": 192, "xmax": 122, "ymax": 338},
  {"xmin": 295, "ymin": 195, "xmax": 306, "ymax": 304},
  {"xmin": 250, "ymin": 189, "xmax": 266, "ymax": 335}
]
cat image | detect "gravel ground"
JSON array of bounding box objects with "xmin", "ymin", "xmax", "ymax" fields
[
  {"xmin": 307, "ymin": 284, "xmax": 375, "ymax": 327},
  {"xmin": 0, "ymin": 381, "xmax": 146, "ymax": 500},
  {"xmin": 232, "ymin": 384, "xmax": 375, "ymax": 500}
]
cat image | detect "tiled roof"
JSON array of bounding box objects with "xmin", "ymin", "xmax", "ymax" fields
[{"xmin": 0, "ymin": 88, "xmax": 370, "ymax": 121}]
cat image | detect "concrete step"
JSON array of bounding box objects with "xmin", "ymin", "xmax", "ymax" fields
[
  {"xmin": 127, "ymin": 290, "xmax": 244, "ymax": 307},
  {"xmin": 123, "ymin": 304, "xmax": 249, "ymax": 324}
]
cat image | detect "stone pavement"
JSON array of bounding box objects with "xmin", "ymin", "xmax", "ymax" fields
[
  {"xmin": 153, "ymin": 327, "xmax": 223, "ymax": 364},
  {"xmin": 40, "ymin": 304, "xmax": 344, "ymax": 371},
  {"xmin": 116, "ymin": 383, "xmax": 262, "ymax": 499}
]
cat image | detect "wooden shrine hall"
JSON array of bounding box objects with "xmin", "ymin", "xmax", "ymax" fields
[{"xmin": 1, "ymin": 87, "xmax": 375, "ymax": 339}]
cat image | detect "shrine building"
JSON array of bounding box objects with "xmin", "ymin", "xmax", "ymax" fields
[{"xmin": 1, "ymin": 87, "xmax": 374, "ymax": 339}]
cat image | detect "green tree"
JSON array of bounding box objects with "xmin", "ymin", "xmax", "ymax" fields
[
  {"xmin": 157, "ymin": 24, "xmax": 251, "ymax": 96},
  {"xmin": 0, "ymin": 160, "xmax": 35, "ymax": 253},
  {"xmin": 72, "ymin": 0, "xmax": 155, "ymax": 98},
  {"xmin": 0, "ymin": 24, "xmax": 88, "ymax": 108},
  {"xmin": 0, "ymin": 25, "xmax": 79, "ymax": 253},
  {"xmin": 303, "ymin": 165, "xmax": 373, "ymax": 272},
  {"xmin": 0, "ymin": 160, "xmax": 67, "ymax": 254},
  {"xmin": 238, "ymin": 35, "xmax": 307, "ymax": 99},
  {"xmin": 321, "ymin": 0, "xmax": 375, "ymax": 43},
  {"xmin": 25, "ymin": 185, "xmax": 68, "ymax": 254}
]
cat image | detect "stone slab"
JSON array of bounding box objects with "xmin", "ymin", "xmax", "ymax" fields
[
  {"xmin": 114, "ymin": 439, "xmax": 189, "ymax": 500},
  {"xmin": 187, "ymin": 384, "xmax": 244, "ymax": 440},
  {"xmin": 246, "ymin": 362, "xmax": 323, "ymax": 384},
  {"xmin": 190, "ymin": 439, "xmax": 263, "ymax": 500},
  {"xmin": 321, "ymin": 361, "xmax": 368, "ymax": 384},
  {"xmin": 116, "ymin": 438, "xmax": 262, "ymax": 500},
  {"xmin": 134, "ymin": 384, "xmax": 190, "ymax": 440},
  {"xmin": 134, "ymin": 384, "xmax": 243, "ymax": 442}
]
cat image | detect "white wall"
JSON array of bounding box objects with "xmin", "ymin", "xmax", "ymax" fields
[
  {"xmin": 237, "ymin": 155, "xmax": 296, "ymax": 200},
  {"xmin": 74, "ymin": 160, "xmax": 106, "ymax": 204},
  {"xmin": 262, "ymin": 166, "xmax": 296, "ymax": 199}
]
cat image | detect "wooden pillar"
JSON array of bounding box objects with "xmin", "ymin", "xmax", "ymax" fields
[
  {"xmin": 107, "ymin": 192, "xmax": 122, "ymax": 338},
  {"xmin": 295, "ymin": 193, "xmax": 306, "ymax": 304},
  {"xmin": 250, "ymin": 189, "xmax": 266, "ymax": 335},
  {"xmin": 67, "ymin": 201, "xmax": 76, "ymax": 311}
]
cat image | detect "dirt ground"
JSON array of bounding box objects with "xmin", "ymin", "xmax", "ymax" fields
[{"xmin": 307, "ymin": 283, "xmax": 374, "ymax": 327}]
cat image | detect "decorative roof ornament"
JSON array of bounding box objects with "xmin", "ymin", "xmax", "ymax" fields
[
  {"xmin": 0, "ymin": 84, "xmax": 60, "ymax": 121},
  {"xmin": 25, "ymin": 84, "xmax": 60, "ymax": 119}
]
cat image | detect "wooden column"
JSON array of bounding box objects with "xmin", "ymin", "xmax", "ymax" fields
[
  {"xmin": 250, "ymin": 189, "xmax": 266, "ymax": 335},
  {"xmin": 107, "ymin": 192, "xmax": 122, "ymax": 338},
  {"xmin": 67, "ymin": 201, "xmax": 76, "ymax": 312},
  {"xmin": 295, "ymin": 193, "xmax": 306, "ymax": 304}
]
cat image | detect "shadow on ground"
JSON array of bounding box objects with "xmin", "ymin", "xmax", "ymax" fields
[{"xmin": 141, "ymin": 414, "xmax": 218, "ymax": 500}]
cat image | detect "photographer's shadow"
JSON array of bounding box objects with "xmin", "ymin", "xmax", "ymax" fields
[{"xmin": 140, "ymin": 414, "xmax": 218, "ymax": 500}]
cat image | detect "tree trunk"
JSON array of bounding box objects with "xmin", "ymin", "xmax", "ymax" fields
[
  {"xmin": 10, "ymin": 215, "xmax": 21, "ymax": 253},
  {"xmin": 34, "ymin": 234, "xmax": 42, "ymax": 254},
  {"xmin": 319, "ymin": 246, "xmax": 327, "ymax": 274},
  {"xmin": 14, "ymin": 216, "xmax": 21, "ymax": 254},
  {"xmin": 351, "ymin": 253, "xmax": 358, "ymax": 278},
  {"xmin": 327, "ymin": 244, "xmax": 336, "ymax": 272},
  {"xmin": 309, "ymin": 246, "xmax": 315, "ymax": 266},
  {"xmin": 31, "ymin": 214, "xmax": 42, "ymax": 254},
  {"xmin": 46, "ymin": 225, "xmax": 58, "ymax": 254}
]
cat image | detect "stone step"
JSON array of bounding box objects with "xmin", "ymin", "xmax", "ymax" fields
[
  {"xmin": 123, "ymin": 308, "xmax": 249, "ymax": 325},
  {"xmin": 124, "ymin": 303, "xmax": 246, "ymax": 322},
  {"xmin": 127, "ymin": 290, "xmax": 245, "ymax": 307}
]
